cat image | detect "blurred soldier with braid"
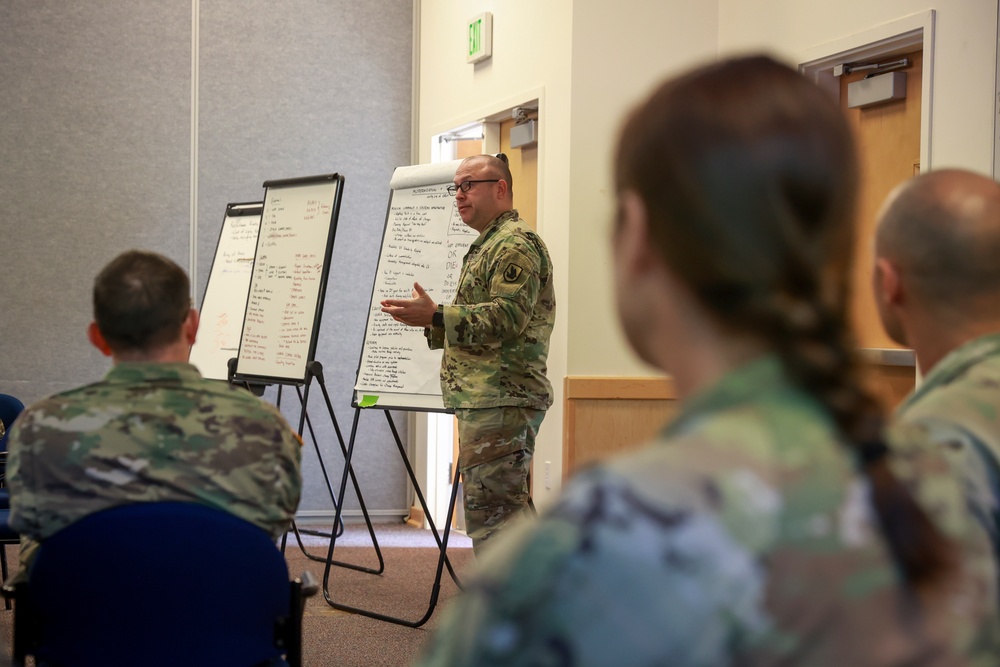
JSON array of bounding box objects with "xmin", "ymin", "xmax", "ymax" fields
[
  {"xmin": 381, "ymin": 154, "xmax": 555, "ymax": 555},
  {"xmin": 874, "ymin": 169, "xmax": 1000, "ymax": 551},
  {"xmin": 413, "ymin": 57, "xmax": 999, "ymax": 666},
  {"xmin": 6, "ymin": 250, "xmax": 302, "ymax": 582}
]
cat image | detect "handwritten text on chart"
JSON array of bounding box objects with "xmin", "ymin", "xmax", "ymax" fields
[
  {"xmin": 356, "ymin": 183, "xmax": 477, "ymax": 394},
  {"xmin": 189, "ymin": 209, "xmax": 262, "ymax": 380},
  {"xmin": 238, "ymin": 182, "xmax": 338, "ymax": 377}
]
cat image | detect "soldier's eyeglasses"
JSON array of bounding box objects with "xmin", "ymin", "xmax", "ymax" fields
[{"xmin": 447, "ymin": 179, "xmax": 500, "ymax": 196}]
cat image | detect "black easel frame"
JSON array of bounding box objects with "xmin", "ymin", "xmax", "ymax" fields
[
  {"xmin": 319, "ymin": 406, "xmax": 463, "ymax": 628},
  {"xmin": 226, "ymin": 358, "xmax": 374, "ymax": 568},
  {"xmin": 280, "ymin": 362, "xmax": 388, "ymax": 575}
]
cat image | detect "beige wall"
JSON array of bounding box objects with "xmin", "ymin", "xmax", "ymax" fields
[
  {"xmin": 570, "ymin": 0, "xmax": 999, "ymax": 379},
  {"xmin": 417, "ymin": 0, "xmax": 574, "ymax": 505},
  {"xmin": 567, "ymin": 2, "xmax": 719, "ymax": 378},
  {"xmin": 717, "ymin": 0, "xmax": 998, "ymax": 173},
  {"xmin": 417, "ymin": 0, "xmax": 717, "ymax": 503},
  {"xmin": 417, "ymin": 0, "xmax": 999, "ymax": 502}
]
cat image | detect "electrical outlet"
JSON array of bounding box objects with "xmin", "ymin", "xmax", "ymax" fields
[{"xmin": 544, "ymin": 461, "xmax": 552, "ymax": 490}]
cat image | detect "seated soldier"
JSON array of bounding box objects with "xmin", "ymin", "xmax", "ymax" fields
[
  {"xmin": 5, "ymin": 249, "xmax": 302, "ymax": 581},
  {"xmin": 873, "ymin": 169, "xmax": 1000, "ymax": 548}
]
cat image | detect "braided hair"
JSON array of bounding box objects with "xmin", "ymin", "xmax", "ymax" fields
[{"xmin": 614, "ymin": 55, "xmax": 952, "ymax": 588}]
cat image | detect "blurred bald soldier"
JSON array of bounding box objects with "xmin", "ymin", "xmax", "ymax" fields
[
  {"xmin": 874, "ymin": 169, "xmax": 1000, "ymax": 543},
  {"xmin": 6, "ymin": 250, "xmax": 302, "ymax": 581},
  {"xmin": 381, "ymin": 155, "xmax": 555, "ymax": 554}
]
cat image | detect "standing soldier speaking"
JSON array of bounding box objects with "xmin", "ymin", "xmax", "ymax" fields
[{"xmin": 381, "ymin": 154, "xmax": 555, "ymax": 554}]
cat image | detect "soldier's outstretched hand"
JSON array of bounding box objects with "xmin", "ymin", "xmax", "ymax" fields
[{"xmin": 381, "ymin": 282, "xmax": 437, "ymax": 327}]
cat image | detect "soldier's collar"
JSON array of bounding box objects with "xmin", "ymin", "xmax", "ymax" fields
[
  {"xmin": 662, "ymin": 355, "xmax": 820, "ymax": 437},
  {"xmin": 900, "ymin": 331, "xmax": 1000, "ymax": 411},
  {"xmin": 104, "ymin": 362, "xmax": 203, "ymax": 384},
  {"xmin": 471, "ymin": 209, "xmax": 519, "ymax": 247}
]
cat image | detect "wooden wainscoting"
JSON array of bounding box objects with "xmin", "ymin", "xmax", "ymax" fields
[{"xmin": 563, "ymin": 376, "xmax": 680, "ymax": 479}]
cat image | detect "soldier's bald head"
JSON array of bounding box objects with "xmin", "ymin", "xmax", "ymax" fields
[
  {"xmin": 876, "ymin": 169, "xmax": 1000, "ymax": 316},
  {"xmin": 462, "ymin": 154, "xmax": 514, "ymax": 197}
]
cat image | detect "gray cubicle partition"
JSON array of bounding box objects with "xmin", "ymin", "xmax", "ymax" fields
[{"xmin": 0, "ymin": 0, "xmax": 414, "ymax": 519}]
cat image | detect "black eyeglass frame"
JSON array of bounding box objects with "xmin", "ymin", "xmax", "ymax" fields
[{"xmin": 446, "ymin": 179, "xmax": 500, "ymax": 196}]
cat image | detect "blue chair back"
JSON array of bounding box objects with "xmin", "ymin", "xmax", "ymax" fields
[
  {"xmin": 24, "ymin": 502, "xmax": 292, "ymax": 667},
  {"xmin": 0, "ymin": 393, "xmax": 25, "ymax": 452}
]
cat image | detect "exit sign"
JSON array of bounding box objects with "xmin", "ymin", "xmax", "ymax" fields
[{"xmin": 467, "ymin": 13, "xmax": 492, "ymax": 64}]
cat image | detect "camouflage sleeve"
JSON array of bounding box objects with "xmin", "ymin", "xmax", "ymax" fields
[
  {"xmin": 425, "ymin": 325, "xmax": 444, "ymax": 350},
  {"xmin": 6, "ymin": 536, "xmax": 38, "ymax": 587},
  {"xmin": 247, "ymin": 405, "xmax": 303, "ymax": 539},
  {"xmin": 6, "ymin": 412, "xmax": 41, "ymax": 538},
  {"xmin": 882, "ymin": 419, "xmax": 1000, "ymax": 658},
  {"xmin": 444, "ymin": 246, "xmax": 541, "ymax": 347},
  {"xmin": 276, "ymin": 424, "xmax": 303, "ymax": 524},
  {"xmin": 886, "ymin": 418, "xmax": 998, "ymax": 546}
]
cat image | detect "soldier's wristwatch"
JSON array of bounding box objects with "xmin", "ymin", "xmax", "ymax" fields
[{"xmin": 432, "ymin": 305, "xmax": 444, "ymax": 328}]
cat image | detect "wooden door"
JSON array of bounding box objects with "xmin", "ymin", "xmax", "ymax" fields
[
  {"xmin": 454, "ymin": 138, "xmax": 482, "ymax": 160},
  {"xmin": 841, "ymin": 50, "xmax": 922, "ymax": 411},
  {"xmin": 500, "ymin": 114, "xmax": 539, "ymax": 228}
]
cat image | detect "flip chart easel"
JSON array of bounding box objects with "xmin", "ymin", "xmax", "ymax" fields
[
  {"xmin": 234, "ymin": 174, "xmax": 344, "ymax": 386},
  {"xmin": 320, "ymin": 160, "xmax": 473, "ymax": 627},
  {"xmin": 189, "ymin": 201, "xmax": 262, "ymax": 381},
  {"xmin": 217, "ymin": 174, "xmax": 383, "ymax": 570}
]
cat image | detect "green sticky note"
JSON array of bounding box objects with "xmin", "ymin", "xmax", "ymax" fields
[{"xmin": 358, "ymin": 395, "xmax": 379, "ymax": 408}]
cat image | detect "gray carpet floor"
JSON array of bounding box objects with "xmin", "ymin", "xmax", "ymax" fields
[{"xmin": 290, "ymin": 521, "xmax": 474, "ymax": 667}]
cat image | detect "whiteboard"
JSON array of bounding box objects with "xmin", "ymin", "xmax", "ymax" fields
[
  {"xmin": 353, "ymin": 160, "xmax": 478, "ymax": 411},
  {"xmin": 189, "ymin": 202, "xmax": 262, "ymax": 381},
  {"xmin": 234, "ymin": 174, "xmax": 345, "ymax": 385}
]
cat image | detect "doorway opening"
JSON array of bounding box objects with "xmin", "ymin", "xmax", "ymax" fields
[
  {"xmin": 800, "ymin": 11, "xmax": 933, "ymax": 409},
  {"xmin": 416, "ymin": 99, "xmax": 542, "ymax": 531}
]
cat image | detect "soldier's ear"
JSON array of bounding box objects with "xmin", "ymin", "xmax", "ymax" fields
[
  {"xmin": 873, "ymin": 257, "xmax": 903, "ymax": 306},
  {"xmin": 615, "ymin": 190, "xmax": 657, "ymax": 278},
  {"xmin": 496, "ymin": 178, "xmax": 510, "ymax": 201},
  {"xmin": 87, "ymin": 322, "xmax": 113, "ymax": 357},
  {"xmin": 182, "ymin": 308, "xmax": 199, "ymax": 346}
]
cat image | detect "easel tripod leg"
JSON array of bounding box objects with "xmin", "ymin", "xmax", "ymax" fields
[{"xmin": 319, "ymin": 408, "xmax": 464, "ymax": 627}]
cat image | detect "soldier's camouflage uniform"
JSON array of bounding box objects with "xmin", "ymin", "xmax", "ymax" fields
[
  {"xmin": 426, "ymin": 210, "xmax": 554, "ymax": 553},
  {"xmin": 895, "ymin": 332, "xmax": 1000, "ymax": 556},
  {"xmin": 6, "ymin": 362, "xmax": 302, "ymax": 581},
  {"xmin": 415, "ymin": 356, "xmax": 1000, "ymax": 666}
]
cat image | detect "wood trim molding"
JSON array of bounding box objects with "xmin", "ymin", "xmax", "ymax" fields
[
  {"xmin": 563, "ymin": 376, "xmax": 679, "ymax": 478},
  {"xmin": 406, "ymin": 504, "xmax": 425, "ymax": 529},
  {"xmin": 564, "ymin": 376, "xmax": 678, "ymax": 400}
]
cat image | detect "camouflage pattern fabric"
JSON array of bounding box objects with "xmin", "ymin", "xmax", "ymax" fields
[
  {"xmin": 457, "ymin": 407, "xmax": 543, "ymax": 554},
  {"xmin": 426, "ymin": 210, "xmax": 555, "ymax": 411},
  {"xmin": 894, "ymin": 332, "xmax": 1000, "ymax": 556},
  {"xmin": 415, "ymin": 356, "xmax": 1000, "ymax": 666},
  {"xmin": 6, "ymin": 362, "xmax": 302, "ymax": 581},
  {"xmin": 425, "ymin": 209, "xmax": 555, "ymax": 552}
]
